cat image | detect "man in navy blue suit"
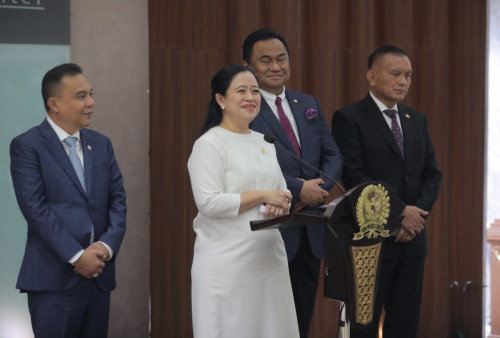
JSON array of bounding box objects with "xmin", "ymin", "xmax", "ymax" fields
[
  {"xmin": 243, "ymin": 29, "xmax": 343, "ymax": 337},
  {"xmin": 10, "ymin": 63, "xmax": 127, "ymax": 338}
]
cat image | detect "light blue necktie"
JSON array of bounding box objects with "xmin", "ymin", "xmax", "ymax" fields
[
  {"xmin": 64, "ymin": 136, "xmax": 94, "ymax": 243},
  {"xmin": 64, "ymin": 136, "xmax": 87, "ymax": 194}
]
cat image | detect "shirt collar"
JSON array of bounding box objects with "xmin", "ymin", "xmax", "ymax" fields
[
  {"xmin": 46, "ymin": 116, "xmax": 81, "ymax": 142},
  {"xmin": 369, "ymin": 91, "xmax": 398, "ymax": 113},
  {"xmin": 260, "ymin": 87, "xmax": 286, "ymax": 103}
]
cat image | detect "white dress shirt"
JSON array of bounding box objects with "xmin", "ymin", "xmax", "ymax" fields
[
  {"xmin": 47, "ymin": 116, "xmax": 84, "ymax": 166},
  {"xmin": 260, "ymin": 88, "xmax": 301, "ymax": 146},
  {"xmin": 370, "ymin": 91, "xmax": 404, "ymax": 136}
]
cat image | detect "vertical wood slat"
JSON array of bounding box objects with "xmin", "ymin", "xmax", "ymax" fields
[{"xmin": 149, "ymin": 1, "xmax": 486, "ymax": 336}]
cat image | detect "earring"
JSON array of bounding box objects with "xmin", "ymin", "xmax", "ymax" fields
[{"xmin": 221, "ymin": 106, "xmax": 225, "ymax": 110}]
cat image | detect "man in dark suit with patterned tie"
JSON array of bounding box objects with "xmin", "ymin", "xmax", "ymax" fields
[
  {"xmin": 332, "ymin": 45, "xmax": 441, "ymax": 337},
  {"xmin": 243, "ymin": 29, "xmax": 344, "ymax": 337},
  {"xmin": 10, "ymin": 63, "xmax": 127, "ymax": 338}
]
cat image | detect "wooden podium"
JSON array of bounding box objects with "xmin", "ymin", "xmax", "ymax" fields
[{"xmin": 250, "ymin": 181, "xmax": 405, "ymax": 330}]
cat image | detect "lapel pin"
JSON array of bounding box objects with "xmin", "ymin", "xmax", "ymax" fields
[
  {"xmin": 87, "ymin": 145, "xmax": 92, "ymax": 150},
  {"xmin": 293, "ymin": 99, "xmax": 298, "ymax": 103},
  {"xmin": 261, "ymin": 148, "xmax": 266, "ymax": 154},
  {"xmin": 405, "ymin": 114, "xmax": 410, "ymax": 119}
]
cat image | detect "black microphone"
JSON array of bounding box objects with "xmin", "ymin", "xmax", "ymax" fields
[{"xmin": 263, "ymin": 134, "xmax": 345, "ymax": 194}]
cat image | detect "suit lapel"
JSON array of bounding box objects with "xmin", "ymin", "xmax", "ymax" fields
[
  {"xmin": 285, "ymin": 89, "xmax": 307, "ymax": 156},
  {"xmin": 398, "ymin": 104, "xmax": 416, "ymax": 164},
  {"xmin": 80, "ymin": 130, "xmax": 93, "ymax": 197},
  {"xmin": 39, "ymin": 120, "xmax": 88, "ymax": 198},
  {"xmin": 259, "ymin": 98, "xmax": 298, "ymax": 154},
  {"xmin": 363, "ymin": 95, "xmax": 404, "ymax": 162}
]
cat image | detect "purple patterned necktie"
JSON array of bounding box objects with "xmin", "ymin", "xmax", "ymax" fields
[
  {"xmin": 276, "ymin": 96, "xmax": 301, "ymax": 157},
  {"xmin": 383, "ymin": 109, "xmax": 404, "ymax": 158}
]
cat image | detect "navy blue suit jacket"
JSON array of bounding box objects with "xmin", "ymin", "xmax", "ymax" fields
[
  {"xmin": 250, "ymin": 88, "xmax": 343, "ymax": 259},
  {"xmin": 10, "ymin": 119, "xmax": 127, "ymax": 292}
]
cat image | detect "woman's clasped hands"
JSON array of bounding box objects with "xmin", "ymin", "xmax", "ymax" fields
[{"xmin": 263, "ymin": 191, "xmax": 292, "ymax": 218}]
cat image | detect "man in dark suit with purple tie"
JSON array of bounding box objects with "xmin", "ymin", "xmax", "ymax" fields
[
  {"xmin": 332, "ymin": 45, "xmax": 441, "ymax": 337},
  {"xmin": 243, "ymin": 29, "xmax": 344, "ymax": 337},
  {"xmin": 10, "ymin": 63, "xmax": 127, "ymax": 338}
]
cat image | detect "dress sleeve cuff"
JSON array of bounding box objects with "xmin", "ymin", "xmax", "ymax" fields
[{"xmin": 99, "ymin": 241, "xmax": 114, "ymax": 260}]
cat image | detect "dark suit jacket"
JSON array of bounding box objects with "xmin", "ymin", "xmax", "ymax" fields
[
  {"xmin": 10, "ymin": 119, "xmax": 127, "ymax": 292},
  {"xmin": 332, "ymin": 94, "xmax": 441, "ymax": 258},
  {"xmin": 250, "ymin": 88, "xmax": 343, "ymax": 259}
]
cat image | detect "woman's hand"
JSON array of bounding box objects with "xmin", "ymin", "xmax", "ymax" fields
[
  {"xmin": 239, "ymin": 190, "xmax": 292, "ymax": 215},
  {"xmin": 263, "ymin": 190, "xmax": 292, "ymax": 208},
  {"xmin": 262, "ymin": 191, "xmax": 292, "ymax": 217},
  {"xmin": 263, "ymin": 204, "xmax": 288, "ymax": 217}
]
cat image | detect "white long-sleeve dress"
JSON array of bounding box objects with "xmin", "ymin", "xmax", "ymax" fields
[{"xmin": 187, "ymin": 126, "xmax": 299, "ymax": 338}]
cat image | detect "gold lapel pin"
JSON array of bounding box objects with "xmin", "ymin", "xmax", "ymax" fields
[
  {"xmin": 261, "ymin": 148, "xmax": 266, "ymax": 154},
  {"xmin": 293, "ymin": 99, "xmax": 298, "ymax": 103},
  {"xmin": 87, "ymin": 145, "xmax": 92, "ymax": 150},
  {"xmin": 405, "ymin": 114, "xmax": 410, "ymax": 119}
]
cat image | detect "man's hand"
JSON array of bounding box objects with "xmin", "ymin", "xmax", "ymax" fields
[
  {"xmin": 399, "ymin": 205, "xmax": 428, "ymax": 239},
  {"xmin": 298, "ymin": 178, "xmax": 329, "ymax": 207},
  {"xmin": 293, "ymin": 200, "xmax": 306, "ymax": 212},
  {"xmin": 88, "ymin": 241, "xmax": 110, "ymax": 261},
  {"xmin": 395, "ymin": 227, "xmax": 414, "ymax": 243},
  {"xmin": 74, "ymin": 247, "xmax": 106, "ymax": 278}
]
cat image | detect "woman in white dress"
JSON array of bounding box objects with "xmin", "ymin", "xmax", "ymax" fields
[{"xmin": 188, "ymin": 65, "xmax": 300, "ymax": 338}]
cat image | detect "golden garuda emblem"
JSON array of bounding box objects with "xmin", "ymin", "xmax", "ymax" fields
[{"xmin": 353, "ymin": 184, "xmax": 391, "ymax": 240}]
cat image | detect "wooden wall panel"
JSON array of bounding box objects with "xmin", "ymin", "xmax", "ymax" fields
[
  {"xmin": 149, "ymin": 48, "xmax": 228, "ymax": 337},
  {"xmin": 150, "ymin": 0, "xmax": 486, "ymax": 337},
  {"xmin": 413, "ymin": 46, "xmax": 453, "ymax": 337}
]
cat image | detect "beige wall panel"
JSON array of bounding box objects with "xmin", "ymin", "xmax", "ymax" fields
[{"xmin": 71, "ymin": 1, "xmax": 150, "ymax": 337}]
